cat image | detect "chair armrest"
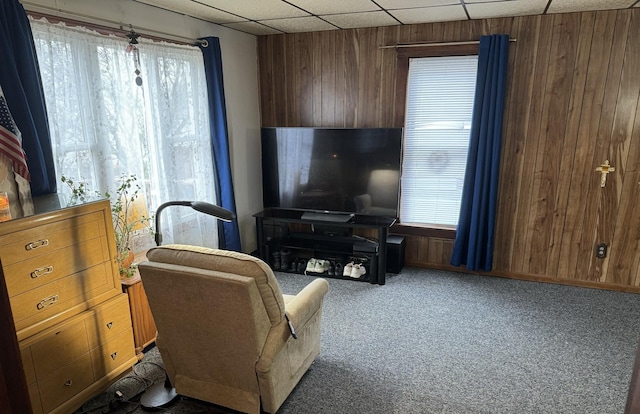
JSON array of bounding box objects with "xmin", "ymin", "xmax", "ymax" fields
[
  {"xmin": 256, "ymin": 279, "xmax": 328, "ymax": 373},
  {"xmin": 285, "ymin": 278, "xmax": 329, "ymax": 329}
]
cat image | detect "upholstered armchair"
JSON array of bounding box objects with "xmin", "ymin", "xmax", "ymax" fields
[{"xmin": 137, "ymin": 244, "xmax": 329, "ymax": 414}]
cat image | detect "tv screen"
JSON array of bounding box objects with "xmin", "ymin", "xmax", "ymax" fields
[{"xmin": 261, "ymin": 127, "xmax": 403, "ymax": 218}]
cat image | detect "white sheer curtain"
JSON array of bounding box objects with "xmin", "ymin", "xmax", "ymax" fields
[{"xmin": 30, "ymin": 18, "xmax": 219, "ymax": 250}]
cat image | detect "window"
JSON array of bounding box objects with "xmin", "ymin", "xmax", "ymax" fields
[
  {"xmin": 29, "ymin": 18, "xmax": 220, "ymax": 249},
  {"xmin": 395, "ymin": 45, "xmax": 478, "ymax": 234}
]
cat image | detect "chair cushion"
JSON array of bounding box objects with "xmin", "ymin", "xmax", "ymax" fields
[{"xmin": 145, "ymin": 244, "xmax": 286, "ymax": 325}]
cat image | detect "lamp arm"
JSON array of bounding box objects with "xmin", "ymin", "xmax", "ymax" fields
[
  {"xmin": 154, "ymin": 201, "xmax": 191, "ymax": 246},
  {"xmin": 154, "ymin": 201, "xmax": 235, "ymax": 246}
]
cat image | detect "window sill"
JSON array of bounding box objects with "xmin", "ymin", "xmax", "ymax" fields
[{"xmin": 390, "ymin": 223, "xmax": 456, "ymax": 239}]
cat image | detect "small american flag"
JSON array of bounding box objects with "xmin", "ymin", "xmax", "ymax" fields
[{"xmin": 0, "ymin": 86, "xmax": 30, "ymax": 181}]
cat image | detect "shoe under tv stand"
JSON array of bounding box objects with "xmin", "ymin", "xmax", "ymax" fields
[{"xmin": 254, "ymin": 208, "xmax": 396, "ymax": 285}]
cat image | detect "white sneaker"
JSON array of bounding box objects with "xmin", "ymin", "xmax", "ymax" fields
[
  {"xmin": 313, "ymin": 259, "xmax": 327, "ymax": 273},
  {"xmin": 305, "ymin": 258, "xmax": 317, "ymax": 275},
  {"xmin": 343, "ymin": 262, "xmax": 353, "ymax": 277},
  {"xmin": 320, "ymin": 260, "xmax": 330, "ymax": 273},
  {"xmin": 351, "ymin": 264, "xmax": 366, "ymax": 278}
]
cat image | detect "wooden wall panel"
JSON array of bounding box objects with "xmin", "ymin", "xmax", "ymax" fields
[
  {"xmin": 606, "ymin": 10, "xmax": 640, "ymax": 286},
  {"xmin": 540, "ymin": 13, "xmax": 583, "ymax": 278},
  {"xmin": 551, "ymin": 12, "xmax": 595, "ymax": 279},
  {"xmin": 623, "ymin": 85, "xmax": 640, "ymax": 287},
  {"xmin": 557, "ymin": 11, "xmax": 618, "ymax": 281},
  {"xmin": 525, "ymin": 13, "xmax": 576, "ymax": 277},
  {"xmin": 257, "ymin": 8, "xmax": 640, "ymax": 292},
  {"xmin": 493, "ymin": 15, "xmax": 533, "ymax": 272},
  {"xmin": 576, "ymin": 10, "xmax": 631, "ymax": 283},
  {"xmin": 320, "ymin": 31, "xmax": 336, "ymax": 126}
]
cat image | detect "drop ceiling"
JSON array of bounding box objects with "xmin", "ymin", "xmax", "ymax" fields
[{"xmin": 133, "ymin": 0, "xmax": 640, "ymax": 36}]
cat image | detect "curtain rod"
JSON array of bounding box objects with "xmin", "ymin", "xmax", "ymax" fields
[
  {"xmin": 22, "ymin": 3, "xmax": 207, "ymax": 47},
  {"xmin": 379, "ymin": 38, "xmax": 517, "ymax": 49}
]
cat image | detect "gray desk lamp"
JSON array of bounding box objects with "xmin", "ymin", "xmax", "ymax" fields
[{"xmin": 140, "ymin": 200, "xmax": 235, "ymax": 409}]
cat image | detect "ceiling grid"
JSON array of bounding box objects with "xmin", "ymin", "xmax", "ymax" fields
[{"xmin": 130, "ymin": 0, "xmax": 640, "ymax": 35}]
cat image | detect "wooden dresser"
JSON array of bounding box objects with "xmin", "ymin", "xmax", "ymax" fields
[{"xmin": 0, "ymin": 196, "xmax": 137, "ymax": 414}]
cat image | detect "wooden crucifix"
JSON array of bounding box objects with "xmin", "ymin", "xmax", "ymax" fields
[{"xmin": 595, "ymin": 160, "xmax": 615, "ymax": 188}]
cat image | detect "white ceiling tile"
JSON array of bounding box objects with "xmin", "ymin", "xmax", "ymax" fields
[
  {"xmin": 222, "ymin": 21, "xmax": 283, "ymax": 35},
  {"xmin": 389, "ymin": 5, "xmax": 468, "ymax": 24},
  {"xmin": 375, "ymin": 0, "xmax": 459, "ymax": 8},
  {"xmin": 198, "ymin": 0, "xmax": 310, "ymax": 20},
  {"xmin": 547, "ymin": 0, "xmax": 636, "ymax": 13},
  {"xmin": 133, "ymin": 0, "xmax": 640, "ymax": 36},
  {"xmin": 466, "ymin": 0, "xmax": 548, "ymax": 19},
  {"xmin": 136, "ymin": 0, "xmax": 247, "ymax": 23},
  {"xmin": 322, "ymin": 11, "xmax": 400, "ymax": 29},
  {"xmin": 286, "ymin": 0, "xmax": 381, "ymax": 15},
  {"xmin": 258, "ymin": 16, "xmax": 338, "ymax": 33}
]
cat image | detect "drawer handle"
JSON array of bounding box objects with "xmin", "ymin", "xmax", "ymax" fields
[
  {"xmin": 110, "ymin": 352, "xmax": 118, "ymax": 360},
  {"xmin": 106, "ymin": 322, "xmax": 113, "ymax": 329},
  {"xmin": 64, "ymin": 380, "xmax": 72, "ymax": 387},
  {"xmin": 31, "ymin": 265, "xmax": 54, "ymax": 279},
  {"xmin": 36, "ymin": 294, "xmax": 59, "ymax": 310},
  {"xmin": 25, "ymin": 239, "xmax": 49, "ymax": 251}
]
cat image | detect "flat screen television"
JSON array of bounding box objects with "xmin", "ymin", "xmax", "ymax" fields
[{"xmin": 261, "ymin": 127, "xmax": 403, "ymax": 219}]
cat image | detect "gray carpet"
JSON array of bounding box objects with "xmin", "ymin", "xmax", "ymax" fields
[{"xmin": 77, "ymin": 268, "xmax": 640, "ymax": 413}]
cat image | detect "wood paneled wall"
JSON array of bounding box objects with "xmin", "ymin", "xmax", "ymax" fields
[{"xmin": 257, "ymin": 9, "xmax": 640, "ymax": 292}]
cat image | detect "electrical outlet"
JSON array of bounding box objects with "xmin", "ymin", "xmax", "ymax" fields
[{"xmin": 596, "ymin": 243, "xmax": 607, "ymax": 259}]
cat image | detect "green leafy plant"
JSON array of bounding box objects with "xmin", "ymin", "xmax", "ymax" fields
[{"xmin": 61, "ymin": 174, "xmax": 153, "ymax": 278}]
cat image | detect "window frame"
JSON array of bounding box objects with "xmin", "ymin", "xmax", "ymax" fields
[{"xmin": 393, "ymin": 43, "xmax": 479, "ymax": 239}]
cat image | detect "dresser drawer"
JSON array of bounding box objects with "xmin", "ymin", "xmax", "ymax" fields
[
  {"xmin": 19, "ymin": 294, "xmax": 136, "ymax": 414},
  {"xmin": 30, "ymin": 318, "xmax": 89, "ymax": 379},
  {"xmin": 90, "ymin": 329, "xmax": 136, "ymax": 379},
  {"xmin": 0, "ymin": 211, "xmax": 104, "ymax": 267},
  {"xmin": 86, "ymin": 293, "xmax": 133, "ymax": 349},
  {"xmin": 21, "ymin": 347, "xmax": 37, "ymax": 385},
  {"xmin": 28, "ymin": 382, "xmax": 43, "ymax": 414},
  {"xmin": 4, "ymin": 236, "xmax": 109, "ymax": 297},
  {"xmin": 38, "ymin": 353, "xmax": 94, "ymax": 413},
  {"xmin": 21, "ymin": 348, "xmax": 44, "ymax": 414},
  {"xmin": 11, "ymin": 262, "xmax": 112, "ymax": 331}
]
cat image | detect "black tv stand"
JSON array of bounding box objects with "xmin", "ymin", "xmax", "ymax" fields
[{"xmin": 254, "ymin": 208, "xmax": 396, "ymax": 285}]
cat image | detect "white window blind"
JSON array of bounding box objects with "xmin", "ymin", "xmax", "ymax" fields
[{"xmin": 400, "ymin": 55, "xmax": 478, "ymax": 227}]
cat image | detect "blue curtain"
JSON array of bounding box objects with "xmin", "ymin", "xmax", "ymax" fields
[
  {"xmin": 0, "ymin": 0, "xmax": 56, "ymax": 196},
  {"xmin": 199, "ymin": 37, "xmax": 241, "ymax": 251},
  {"xmin": 450, "ymin": 34, "xmax": 509, "ymax": 272}
]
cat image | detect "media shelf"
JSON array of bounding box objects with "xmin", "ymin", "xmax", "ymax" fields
[{"xmin": 254, "ymin": 208, "xmax": 396, "ymax": 285}]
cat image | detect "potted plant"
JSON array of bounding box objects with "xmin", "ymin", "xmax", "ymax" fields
[{"xmin": 61, "ymin": 174, "xmax": 153, "ymax": 278}]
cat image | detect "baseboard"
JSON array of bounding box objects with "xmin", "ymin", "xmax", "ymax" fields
[{"xmin": 406, "ymin": 262, "xmax": 640, "ymax": 294}]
